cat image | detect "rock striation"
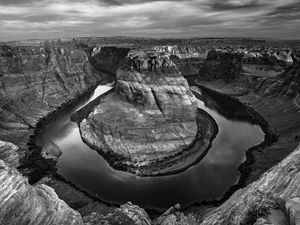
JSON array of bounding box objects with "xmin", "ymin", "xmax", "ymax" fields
[
  {"xmin": 199, "ymin": 144, "xmax": 300, "ymax": 225},
  {"xmin": 77, "ymin": 49, "xmax": 216, "ymax": 175},
  {"xmin": 88, "ymin": 46, "xmax": 130, "ymax": 74},
  {"xmin": 82, "ymin": 202, "xmax": 151, "ymax": 225},
  {"xmin": 198, "ymin": 51, "xmax": 243, "ymax": 82},
  {"xmin": 0, "ymin": 44, "xmax": 106, "ymax": 159},
  {"xmin": 254, "ymin": 51, "xmax": 300, "ymax": 100},
  {"xmin": 0, "ymin": 140, "xmax": 21, "ymax": 167},
  {"xmin": 0, "ymin": 159, "xmax": 83, "ymax": 225}
]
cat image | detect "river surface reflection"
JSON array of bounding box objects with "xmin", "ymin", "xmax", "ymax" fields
[{"xmin": 37, "ymin": 85, "xmax": 264, "ymax": 210}]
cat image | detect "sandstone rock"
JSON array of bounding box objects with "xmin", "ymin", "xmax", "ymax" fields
[
  {"xmin": 253, "ymin": 218, "xmax": 273, "ymax": 225},
  {"xmin": 0, "ymin": 159, "xmax": 83, "ymax": 225},
  {"xmin": 88, "ymin": 46, "xmax": 130, "ymax": 74},
  {"xmin": 198, "ymin": 51, "xmax": 243, "ymax": 82},
  {"xmin": 119, "ymin": 202, "xmax": 152, "ymax": 225},
  {"xmin": 199, "ymin": 144, "xmax": 300, "ymax": 225},
  {"xmin": 77, "ymin": 49, "xmax": 217, "ymax": 175},
  {"xmin": 0, "ymin": 44, "xmax": 105, "ymax": 159},
  {"xmin": 156, "ymin": 204, "xmax": 197, "ymax": 225},
  {"xmin": 154, "ymin": 45, "xmax": 209, "ymax": 59},
  {"xmin": 255, "ymin": 55, "xmax": 299, "ymax": 100},
  {"xmin": 0, "ymin": 140, "xmax": 21, "ymax": 167},
  {"xmin": 83, "ymin": 202, "xmax": 151, "ymax": 225}
]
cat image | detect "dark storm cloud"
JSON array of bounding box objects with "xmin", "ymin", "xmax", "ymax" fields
[
  {"xmin": 265, "ymin": 1, "xmax": 300, "ymax": 20},
  {"xmin": 248, "ymin": 1, "xmax": 300, "ymax": 26},
  {"xmin": 208, "ymin": 0, "xmax": 265, "ymax": 10}
]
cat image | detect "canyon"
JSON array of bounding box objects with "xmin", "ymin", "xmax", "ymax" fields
[{"xmin": 0, "ymin": 38, "xmax": 299, "ymax": 225}]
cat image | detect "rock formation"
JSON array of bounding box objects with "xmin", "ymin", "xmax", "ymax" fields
[
  {"xmin": 88, "ymin": 46, "xmax": 130, "ymax": 74},
  {"xmin": 198, "ymin": 51, "xmax": 243, "ymax": 82},
  {"xmin": 254, "ymin": 51, "xmax": 300, "ymax": 100},
  {"xmin": 0, "ymin": 44, "xmax": 106, "ymax": 160},
  {"xmin": 0, "ymin": 159, "xmax": 83, "ymax": 225},
  {"xmin": 199, "ymin": 144, "xmax": 300, "ymax": 225},
  {"xmin": 83, "ymin": 202, "xmax": 152, "ymax": 225},
  {"xmin": 76, "ymin": 49, "xmax": 217, "ymax": 175},
  {"xmin": 0, "ymin": 140, "xmax": 21, "ymax": 167},
  {"xmin": 0, "ymin": 39, "xmax": 299, "ymax": 225}
]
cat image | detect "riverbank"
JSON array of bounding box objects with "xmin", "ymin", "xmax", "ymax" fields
[{"xmin": 194, "ymin": 78, "xmax": 300, "ymax": 186}]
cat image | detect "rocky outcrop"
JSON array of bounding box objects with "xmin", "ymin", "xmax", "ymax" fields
[
  {"xmin": 154, "ymin": 45, "xmax": 209, "ymax": 77},
  {"xmin": 154, "ymin": 45, "xmax": 209, "ymax": 59},
  {"xmin": 88, "ymin": 46, "xmax": 130, "ymax": 74},
  {"xmin": 199, "ymin": 144, "xmax": 300, "ymax": 225},
  {"xmin": 198, "ymin": 51, "xmax": 243, "ymax": 82},
  {"xmin": 77, "ymin": 49, "xmax": 217, "ymax": 175},
  {"xmin": 82, "ymin": 202, "xmax": 151, "ymax": 225},
  {"xmin": 0, "ymin": 140, "xmax": 22, "ymax": 167},
  {"xmin": 243, "ymin": 52, "xmax": 287, "ymax": 76},
  {"xmin": 0, "ymin": 44, "xmax": 105, "ymax": 159},
  {"xmin": 0, "ymin": 159, "xmax": 83, "ymax": 225},
  {"xmin": 254, "ymin": 52, "xmax": 299, "ymax": 100}
]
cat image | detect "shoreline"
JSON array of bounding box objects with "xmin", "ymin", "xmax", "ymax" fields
[
  {"xmin": 22, "ymin": 80, "xmax": 275, "ymax": 215},
  {"xmin": 183, "ymin": 84, "xmax": 278, "ymax": 210}
]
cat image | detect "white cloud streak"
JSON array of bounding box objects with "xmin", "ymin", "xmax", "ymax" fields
[{"xmin": 0, "ymin": 0, "xmax": 299, "ymax": 41}]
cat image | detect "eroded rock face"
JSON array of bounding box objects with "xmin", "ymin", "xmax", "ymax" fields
[
  {"xmin": 0, "ymin": 159, "xmax": 83, "ymax": 225},
  {"xmin": 199, "ymin": 144, "xmax": 300, "ymax": 225},
  {"xmin": 82, "ymin": 202, "xmax": 151, "ymax": 225},
  {"xmin": 255, "ymin": 53, "xmax": 300, "ymax": 100},
  {"xmin": 198, "ymin": 51, "xmax": 243, "ymax": 82},
  {"xmin": 77, "ymin": 50, "xmax": 217, "ymax": 175},
  {"xmin": 0, "ymin": 44, "xmax": 104, "ymax": 158},
  {"xmin": 88, "ymin": 46, "xmax": 130, "ymax": 74}
]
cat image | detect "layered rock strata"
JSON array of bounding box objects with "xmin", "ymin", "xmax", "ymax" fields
[
  {"xmin": 77, "ymin": 50, "xmax": 216, "ymax": 175},
  {"xmin": 199, "ymin": 144, "xmax": 300, "ymax": 225},
  {"xmin": 0, "ymin": 45, "xmax": 106, "ymax": 160},
  {"xmin": 255, "ymin": 51, "xmax": 300, "ymax": 100},
  {"xmin": 198, "ymin": 51, "xmax": 243, "ymax": 82},
  {"xmin": 0, "ymin": 159, "xmax": 83, "ymax": 225}
]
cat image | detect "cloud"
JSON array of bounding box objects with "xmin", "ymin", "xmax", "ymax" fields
[
  {"xmin": 0, "ymin": 0, "xmax": 299, "ymax": 41},
  {"xmin": 208, "ymin": 0, "xmax": 264, "ymax": 10}
]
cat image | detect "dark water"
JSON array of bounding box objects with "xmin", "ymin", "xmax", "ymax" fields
[{"xmin": 36, "ymin": 85, "xmax": 264, "ymax": 210}]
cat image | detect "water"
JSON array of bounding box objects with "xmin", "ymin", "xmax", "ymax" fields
[{"xmin": 36, "ymin": 84, "xmax": 264, "ymax": 210}]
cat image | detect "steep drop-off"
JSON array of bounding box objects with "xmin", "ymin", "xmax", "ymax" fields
[
  {"xmin": 0, "ymin": 45, "xmax": 109, "ymax": 160},
  {"xmin": 198, "ymin": 51, "xmax": 244, "ymax": 82},
  {"xmin": 76, "ymin": 49, "xmax": 217, "ymax": 175}
]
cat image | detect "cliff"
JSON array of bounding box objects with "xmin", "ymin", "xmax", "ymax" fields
[
  {"xmin": 254, "ymin": 51, "xmax": 300, "ymax": 100},
  {"xmin": 88, "ymin": 46, "xmax": 130, "ymax": 74},
  {"xmin": 0, "ymin": 44, "xmax": 107, "ymax": 159},
  {"xmin": 0, "ymin": 159, "xmax": 83, "ymax": 225},
  {"xmin": 76, "ymin": 49, "xmax": 217, "ymax": 175},
  {"xmin": 198, "ymin": 51, "xmax": 243, "ymax": 82},
  {"xmin": 199, "ymin": 144, "xmax": 300, "ymax": 225}
]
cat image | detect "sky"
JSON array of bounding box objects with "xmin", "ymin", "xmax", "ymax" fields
[{"xmin": 0, "ymin": 0, "xmax": 300, "ymax": 41}]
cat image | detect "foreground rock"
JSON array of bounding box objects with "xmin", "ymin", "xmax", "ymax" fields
[
  {"xmin": 76, "ymin": 50, "xmax": 217, "ymax": 175},
  {"xmin": 200, "ymin": 144, "xmax": 300, "ymax": 225},
  {"xmin": 0, "ymin": 140, "xmax": 21, "ymax": 167},
  {"xmin": 83, "ymin": 202, "xmax": 151, "ymax": 225},
  {"xmin": 0, "ymin": 159, "xmax": 83, "ymax": 225}
]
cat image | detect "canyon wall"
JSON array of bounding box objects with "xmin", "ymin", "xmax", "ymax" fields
[
  {"xmin": 0, "ymin": 45, "xmax": 107, "ymax": 158},
  {"xmin": 0, "ymin": 42, "xmax": 299, "ymax": 225}
]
